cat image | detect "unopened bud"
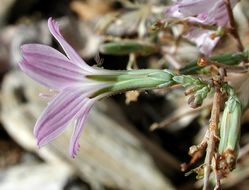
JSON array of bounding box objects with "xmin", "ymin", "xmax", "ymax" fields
[
  {"xmin": 219, "ymin": 96, "xmax": 241, "ymax": 153},
  {"xmin": 187, "ymin": 86, "xmax": 210, "ymax": 108},
  {"xmin": 218, "ymin": 95, "xmax": 241, "ymax": 176}
]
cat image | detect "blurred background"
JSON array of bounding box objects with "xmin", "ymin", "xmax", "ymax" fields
[{"xmin": 1, "ymin": 0, "xmax": 249, "ymax": 189}]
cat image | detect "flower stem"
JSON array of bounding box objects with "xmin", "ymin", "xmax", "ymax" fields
[{"xmin": 180, "ymin": 51, "xmax": 248, "ymax": 74}]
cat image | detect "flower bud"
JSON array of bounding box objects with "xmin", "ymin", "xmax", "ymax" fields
[
  {"xmin": 218, "ymin": 95, "xmax": 241, "ymax": 176},
  {"xmin": 173, "ymin": 75, "xmax": 210, "ymax": 108}
]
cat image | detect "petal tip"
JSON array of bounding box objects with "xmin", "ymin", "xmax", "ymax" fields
[
  {"xmin": 48, "ymin": 17, "xmax": 60, "ymax": 33},
  {"xmin": 36, "ymin": 140, "xmax": 43, "ymax": 149},
  {"xmin": 48, "ymin": 17, "xmax": 55, "ymax": 26},
  {"xmin": 69, "ymin": 142, "xmax": 81, "ymax": 158}
]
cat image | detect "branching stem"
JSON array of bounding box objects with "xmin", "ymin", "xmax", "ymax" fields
[{"xmin": 203, "ymin": 87, "xmax": 222, "ymax": 190}]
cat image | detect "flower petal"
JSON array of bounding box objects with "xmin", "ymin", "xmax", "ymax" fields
[
  {"xmin": 166, "ymin": 0, "xmax": 217, "ymax": 18},
  {"xmin": 20, "ymin": 44, "xmax": 86, "ymax": 90},
  {"xmin": 165, "ymin": 0, "xmax": 239, "ymax": 55},
  {"xmin": 198, "ymin": 1, "xmax": 228, "ymax": 26},
  {"xmin": 34, "ymin": 87, "xmax": 93, "ymax": 147},
  {"xmin": 185, "ymin": 28, "xmax": 219, "ymax": 55},
  {"xmin": 69, "ymin": 99, "xmax": 95, "ymax": 158},
  {"xmin": 48, "ymin": 18, "xmax": 95, "ymax": 73}
]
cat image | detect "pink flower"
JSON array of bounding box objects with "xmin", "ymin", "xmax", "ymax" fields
[
  {"xmin": 19, "ymin": 18, "xmax": 117, "ymax": 158},
  {"xmin": 166, "ymin": 0, "xmax": 238, "ymax": 55},
  {"xmin": 19, "ymin": 18, "xmax": 175, "ymax": 157}
]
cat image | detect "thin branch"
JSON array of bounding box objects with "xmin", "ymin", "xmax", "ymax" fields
[
  {"xmin": 213, "ymin": 154, "xmax": 222, "ymax": 190},
  {"xmin": 208, "ymin": 60, "xmax": 248, "ymax": 73},
  {"xmin": 238, "ymin": 143, "xmax": 249, "ymax": 160},
  {"xmin": 168, "ymin": 19, "xmax": 219, "ymax": 31},
  {"xmin": 203, "ymin": 87, "xmax": 222, "ymax": 190},
  {"xmin": 127, "ymin": 53, "xmax": 137, "ymax": 70},
  {"xmin": 181, "ymin": 130, "xmax": 209, "ymax": 172},
  {"xmin": 150, "ymin": 103, "xmax": 211, "ymax": 130},
  {"xmin": 224, "ymin": 0, "xmax": 244, "ymax": 52}
]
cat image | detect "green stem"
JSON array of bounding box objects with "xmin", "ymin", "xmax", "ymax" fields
[{"xmin": 180, "ymin": 51, "xmax": 248, "ymax": 75}]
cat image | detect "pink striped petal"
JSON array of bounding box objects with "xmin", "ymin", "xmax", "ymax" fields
[
  {"xmin": 20, "ymin": 44, "xmax": 86, "ymax": 90},
  {"xmin": 48, "ymin": 18, "xmax": 95, "ymax": 73},
  {"xmin": 166, "ymin": 0, "xmax": 238, "ymax": 27},
  {"xmin": 34, "ymin": 87, "xmax": 93, "ymax": 147},
  {"xmin": 69, "ymin": 99, "xmax": 95, "ymax": 158},
  {"xmin": 185, "ymin": 28, "xmax": 219, "ymax": 55},
  {"xmin": 166, "ymin": 0, "xmax": 238, "ymax": 55},
  {"xmin": 166, "ymin": 0, "xmax": 216, "ymax": 18}
]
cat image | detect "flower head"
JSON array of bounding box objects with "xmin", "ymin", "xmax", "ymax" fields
[
  {"xmin": 19, "ymin": 18, "xmax": 175, "ymax": 157},
  {"xmin": 166, "ymin": 0, "xmax": 238, "ymax": 55}
]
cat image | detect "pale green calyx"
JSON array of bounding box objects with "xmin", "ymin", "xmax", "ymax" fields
[
  {"xmin": 89, "ymin": 69, "xmax": 176, "ymax": 97},
  {"xmin": 219, "ymin": 95, "xmax": 241, "ymax": 154},
  {"xmin": 217, "ymin": 94, "xmax": 241, "ymax": 173}
]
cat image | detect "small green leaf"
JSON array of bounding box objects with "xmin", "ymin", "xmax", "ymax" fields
[{"xmin": 99, "ymin": 41, "xmax": 157, "ymax": 55}]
